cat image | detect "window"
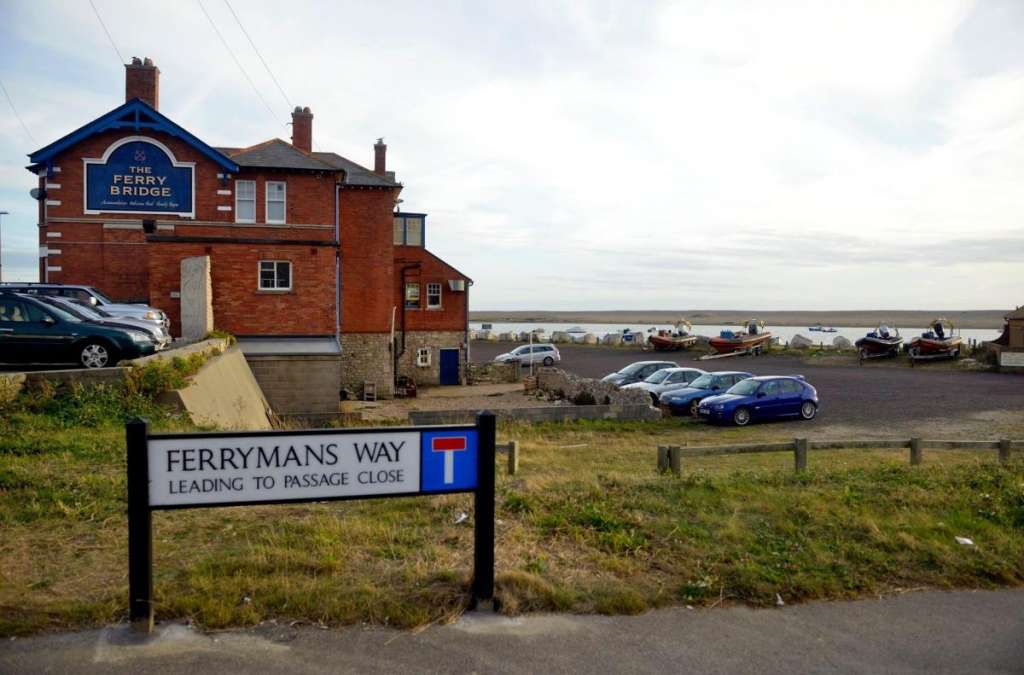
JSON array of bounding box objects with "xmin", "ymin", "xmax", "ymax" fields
[
  {"xmin": 404, "ymin": 282, "xmax": 420, "ymax": 309},
  {"xmin": 393, "ymin": 213, "xmax": 425, "ymax": 246},
  {"xmin": 426, "ymin": 282, "xmax": 442, "ymax": 309},
  {"xmin": 781, "ymin": 380, "xmax": 803, "ymax": 394},
  {"xmin": 258, "ymin": 260, "xmax": 292, "ymax": 291},
  {"xmin": 266, "ymin": 181, "xmax": 286, "ymax": 224},
  {"xmin": 0, "ymin": 299, "xmax": 28, "ymax": 322},
  {"xmin": 236, "ymin": 180, "xmax": 256, "ymax": 222}
]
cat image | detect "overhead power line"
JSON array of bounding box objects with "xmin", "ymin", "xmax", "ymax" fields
[
  {"xmin": 88, "ymin": 0, "xmax": 126, "ymax": 67},
  {"xmin": 0, "ymin": 79, "xmax": 36, "ymax": 145},
  {"xmin": 196, "ymin": 0, "xmax": 285, "ymax": 127},
  {"xmin": 222, "ymin": 0, "xmax": 293, "ymax": 111}
]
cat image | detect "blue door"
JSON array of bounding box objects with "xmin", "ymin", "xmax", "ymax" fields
[{"xmin": 439, "ymin": 348, "xmax": 460, "ymax": 385}]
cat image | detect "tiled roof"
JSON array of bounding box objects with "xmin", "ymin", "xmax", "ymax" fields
[
  {"xmin": 214, "ymin": 140, "xmax": 399, "ymax": 187},
  {"xmin": 313, "ymin": 152, "xmax": 399, "ymax": 187},
  {"xmin": 216, "ymin": 139, "xmax": 337, "ymax": 171}
]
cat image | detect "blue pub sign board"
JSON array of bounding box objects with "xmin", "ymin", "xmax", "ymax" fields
[{"xmin": 84, "ymin": 136, "xmax": 195, "ymax": 217}]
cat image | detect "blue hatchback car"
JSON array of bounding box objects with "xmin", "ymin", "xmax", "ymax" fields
[
  {"xmin": 660, "ymin": 371, "xmax": 753, "ymax": 417},
  {"xmin": 698, "ymin": 376, "xmax": 819, "ymax": 426}
]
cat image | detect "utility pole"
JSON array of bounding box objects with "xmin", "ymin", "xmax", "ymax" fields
[{"xmin": 0, "ymin": 210, "xmax": 8, "ymax": 282}]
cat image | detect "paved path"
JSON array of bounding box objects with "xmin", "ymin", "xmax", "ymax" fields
[{"xmin": 3, "ymin": 590, "xmax": 1022, "ymax": 674}]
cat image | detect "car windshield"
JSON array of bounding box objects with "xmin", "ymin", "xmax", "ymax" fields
[
  {"xmin": 643, "ymin": 369, "xmax": 672, "ymax": 384},
  {"xmin": 726, "ymin": 379, "xmax": 760, "ymax": 396},
  {"xmin": 87, "ymin": 288, "xmax": 114, "ymax": 304},
  {"xmin": 621, "ymin": 362, "xmax": 665, "ymax": 376},
  {"xmin": 41, "ymin": 302, "xmax": 81, "ymax": 323},
  {"xmin": 689, "ymin": 374, "xmax": 715, "ymax": 389}
]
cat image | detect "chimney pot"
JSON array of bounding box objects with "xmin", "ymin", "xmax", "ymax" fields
[
  {"xmin": 125, "ymin": 56, "xmax": 160, "ymax": 109},
  {"xmin": 374, "ymin": 138, "xmax": 387, "ymax": 175},
  {"xmin": 291, "ymin": 106, "xmax": 313, "ymax": 152}
]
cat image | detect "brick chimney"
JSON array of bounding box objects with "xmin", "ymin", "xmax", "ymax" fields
[
  {"xmin": 291, "ymin": 106, "xmax": 313, "ymax": 152},
  {"xmin": 125, "ymin": 57, "xmax": 160, "ymax": 109},
  {"xmin": 374, "ymin": 138, "xmax": 387, "ymax": 175}
]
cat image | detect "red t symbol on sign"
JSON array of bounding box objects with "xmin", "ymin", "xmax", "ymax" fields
[{"xmin": 432, "ymin": 436, "xmax": 467, "ymax": 484}]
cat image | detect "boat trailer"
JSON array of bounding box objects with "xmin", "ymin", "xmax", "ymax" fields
[{"xmin": 698, "ymin": 346, "xmax": 763, "ymax": 361}]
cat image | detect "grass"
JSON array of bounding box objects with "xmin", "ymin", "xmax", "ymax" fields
[{"xmin": 1, "ymin": 396, "xmax": 1022, "ymax": 636}]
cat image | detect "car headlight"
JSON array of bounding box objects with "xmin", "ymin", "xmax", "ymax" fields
[
  {"xmin": 128, "ymin": 331, "xmax": 152, "ymax": 343},
  {"xmin": 143, "ymin": 311, "xmax": 160, "ymax": 321}
]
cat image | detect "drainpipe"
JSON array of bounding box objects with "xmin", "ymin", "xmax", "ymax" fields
[
  {"xmin": 334, "ymin": 183, "xmax": 341, "ymax": 346},
  {"xmin": 464, "ymin": 279, "xmax": 474, "ymax": 382}
]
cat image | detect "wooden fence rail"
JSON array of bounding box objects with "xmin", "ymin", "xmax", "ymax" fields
[{"xmin": 656, "ymin": 437, "xmax": 1021, "ymax": 476}]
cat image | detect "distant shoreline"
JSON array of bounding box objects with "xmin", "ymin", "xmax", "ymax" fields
[{"xmin": 468, "ymin": 309, "xmax": 1009, "ymax": 330}]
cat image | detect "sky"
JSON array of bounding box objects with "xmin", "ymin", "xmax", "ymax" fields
[{"xmin": 1, "ymin": 0, "xmax": 1022, "ymax": 311}]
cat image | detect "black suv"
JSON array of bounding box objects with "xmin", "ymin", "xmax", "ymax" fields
[{"xmin": 0, "ymin": 291, "xmax": 157, "ymax": 368}]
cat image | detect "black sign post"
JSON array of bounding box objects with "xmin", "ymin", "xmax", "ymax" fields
[{"xmin": 126, "ymin": 411, "xmax": 497, "ymax": 633}]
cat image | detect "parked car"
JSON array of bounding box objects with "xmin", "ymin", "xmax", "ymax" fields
[
  {"xmin": 0, "ymin": 283, "xmax": 169, "ymax": 329},
  {"xmin": 601, "ymin": 360, "xmax": 678, "ymax": 387},
  {"xmin": 0, "ymin": 291, "xmax": 158, "ymax": 368},
  {"xmin": 493, "ymin": 343, "xmax": 561, "ymax": 367},
  {"xmin": 698, "ymin": 375, "xmax": 819, "ymax": 426},
  {"xmin": 33, "ymin": 295, "xmax": 171, "ymax": 350},
  {"xmin": 661, "ymin": 371, "xmax": 754, "ymax": 416},
  {"xmin": 621, "ymin": 367, "xmax": 707, "ymax": 403}
]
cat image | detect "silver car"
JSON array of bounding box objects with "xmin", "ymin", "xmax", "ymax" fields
[
  {"xmin": 493, "ymin": 344, "xmax": 561, "ymax": 367},
  {"xmin": 0, "ymin": 283, "xmax": 169, "ymax": 330},
  {"xmin": 621, "ymin": 367, "xmax": 707, "ymax": 402}
]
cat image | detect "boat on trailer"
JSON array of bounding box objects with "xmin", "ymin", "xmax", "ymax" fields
[
  {"xmin": 649, "ymin": 319, "xmax": 698, "ymax": 351},
  {"xmin": 708, "ymin": 320, "xmax": 772, "ymax": 356},
  {"xmin": 908, "ymin": 318, "xmax": 963, "ymax": 362},
  {"xmin": 855, "ymin": 324, "xmax": 903, "ymax": 361}
]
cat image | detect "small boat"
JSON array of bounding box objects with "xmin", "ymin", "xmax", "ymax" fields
[
  {"xmin": 855, "ymin": 324, "xmax": 903, "ymax": 361},
  {"xmin": 708, "ymin": 319, "xmax": 772, "ymax": 355},
  {"xmin": 566, "ymin": 326, "xmax": 586, "ymax": 334},
  {"xmin": 909, "ymin": 318, "xmax": 963, "ymax": 361},
  {"xmin": 649, "ymin": 320, "xmax": 698, "ymax": 351},
  {"xmin": 809, "ymin": 324, "xmax": 838, "ymax": 333}
]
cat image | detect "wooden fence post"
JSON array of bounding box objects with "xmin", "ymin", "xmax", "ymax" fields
[
  {"xmin": 669, "ymin": 446, "xmax": 681, "ymax": 477},
  {"xmin": 508, "ymin": 441, "xmax": 519, "ymax": 475},
  {"xmin": 998, "ymin": 439, "xmax": 1011, "ymax": 466},
  {"xmin": 910, "ymin": 438, "xmax": 922, "ymax": 466},
  {"xmin": 657, "ymin": 446, "xmax": 669, "ymax": 472},
  {"xmin": 794, "ymin": 438, "xmax": 808, "ymax": 473}
]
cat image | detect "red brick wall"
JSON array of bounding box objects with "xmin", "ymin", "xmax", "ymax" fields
[
  {"xmin": 339, "ymin": 187, "xmax": 399, "ymax": 333},
  {"xmin": 395, "ymin": 246, "xmax": 469, "ymax": 331},
  {"xmin": 229, "ymin": 169, "xmax": 336, "ymax": 226},
  {"xmin": 149, "ymin": 243, "xmax": 336, "ymax": 336}
]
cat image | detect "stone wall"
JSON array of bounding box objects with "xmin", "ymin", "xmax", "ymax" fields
[
  {"xmin": 396, "ymin": 330, "xmax": 465, "ymax": 386},
  {"xmin": 246, "ymin": 354, "xmax": 342, "ymax": 420},
  {"xmin": 535, "ymin": 368, "xmax": 654, "ymax": 406},
  {"xmin": 339, "ymin": 333, "xmax": 393, "ymax": 398},
  {"xmin": 467, "ymin": 360, "xmax": 520, "ymax": 384}
]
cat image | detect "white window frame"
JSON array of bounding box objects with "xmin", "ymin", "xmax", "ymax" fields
[
  {"xmin": 258, "ymin": 260, "xmax": 292, "ymax": 292},
  {"xmin": 404, "ymin": 282, "xmax": 420, "ymax": 309},
  {"xmin": 426, "ymin": 282, "xmax": 442, "ymax": 309},
  {"xmin": 235, "ymin": 180, "xmax": 256, "ymax": 223},
  {"xmin": 265, "ymin": 180, "xmax": 286, "ymax": 225}
]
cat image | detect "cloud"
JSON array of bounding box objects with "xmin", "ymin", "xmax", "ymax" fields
[{"xmin": 0, "ymin": 0, "xmax": 1021, "ymax": 309}]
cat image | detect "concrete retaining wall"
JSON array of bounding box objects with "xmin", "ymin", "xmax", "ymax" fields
[
  {"xmin": 246, "ymin": 354, "xmax": 342, "ymax": 421},
  {"xmin": 163, "ymin": 346, "xmax": 273, "ymax": 430},
  {"xmin": 409, "ymin": 404, "xmax": 660, "ymax": 425}
]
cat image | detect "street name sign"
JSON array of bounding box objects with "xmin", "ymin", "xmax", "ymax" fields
[{"xmin": 126, "ymin": 414, "xmax": 496, "ymax": 632}]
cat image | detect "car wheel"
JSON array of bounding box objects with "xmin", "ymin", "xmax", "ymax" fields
[
  {"xmin": 543, "ymin": 356, "xmax": 554, "ymax": 366},
  {"xmin": 79, "ymin": 341, "xmax": 113, "ymax": 369},
  {"xmin": 689, "ymin": 400, "xmax": 700, "ymax": 417},
  {"xmin": 800, "ymin": 401, "xmax": 817, "ymax": 420},
  {"xmin": 732, "ymin": 407, "xmax": 751, "ymax": 426}
]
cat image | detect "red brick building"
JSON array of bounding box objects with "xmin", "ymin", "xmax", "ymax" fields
[{"xmin": 25, "ymin": 58, "xmax": 471, "ymax": 401}]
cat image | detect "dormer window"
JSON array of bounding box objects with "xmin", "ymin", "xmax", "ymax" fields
[{"xmin": 393, "ymin": 212, "xmax": 425, "ymax": 246}]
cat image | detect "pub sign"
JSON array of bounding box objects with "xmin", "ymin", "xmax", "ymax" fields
[{"xmin": 84, "ymin": 136, "xmax": 195, "ymax": 217}]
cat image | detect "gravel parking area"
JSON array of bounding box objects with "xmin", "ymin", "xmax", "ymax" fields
[{"xmin": 471, "ymin": 341, "xmax": 1024, "ymax": 435}]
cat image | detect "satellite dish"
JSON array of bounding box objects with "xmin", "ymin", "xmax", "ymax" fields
[{"xmin": 30, "ymin": 187, "xmax": 47, "ymax": 201}]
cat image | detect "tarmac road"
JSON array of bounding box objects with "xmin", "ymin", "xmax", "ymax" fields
[
  {"xmin": 2, "ymin": 589, "xmax": 1021, "ymax": 674},
  {"xmin": 470, "ymin": 342, "xmax": 1024, "ymax": 430}
]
